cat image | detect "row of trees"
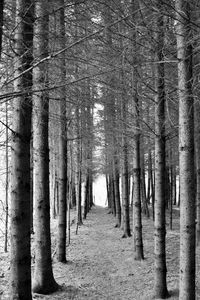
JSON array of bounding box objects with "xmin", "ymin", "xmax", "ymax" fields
[{"xmin": 0, "ymin": 0, "xmax": 198, "ymax": 299}]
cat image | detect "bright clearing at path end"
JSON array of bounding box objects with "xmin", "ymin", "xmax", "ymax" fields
[{"xmin": 93, "ymin": 175, "xmax": 107, "ymax": 207}]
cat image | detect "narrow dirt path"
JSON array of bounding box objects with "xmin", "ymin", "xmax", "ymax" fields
[
  {"xmin": 2, "ymin": 205, "xmax": 199, "ymax": 299},
  {"xmin": 32, "ymin": 205, "xmax": 181, "ymax": 300}
]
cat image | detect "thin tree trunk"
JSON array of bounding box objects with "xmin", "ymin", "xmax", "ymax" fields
[
  {"xmin": 70, "ymin": 142, "xmax": 76, "ymax": 207},
  {"xmin": 106, "ymin": 174, "xmax": 111, "ymax": 209},
  {"xmin": 83, "ymin": 174, "xmax": 89, "ymax": 219},
  {"xmin": 76, "ymin": 107, "xmax": 83, "ymax": 226},
  {"xmin": 121, "ymin": 34, "xmax": 130, "ymax": 238},
  {"xmin": 176, "ymin": 1, "xmax": 195, "ymax": 299},
  {"xmin": 32, "ymin": 0, "xmax": 58, "ymax": 293},
  {"xmin": 56, "ymin": 0, "xmax": 67, "ymax": 264},
  {"xmin": 153, "ymin": 2, "xmax": 169, "ymax": 298},
  {"xmin": 113, "ymin": 158, "xmax": 121, "ymax": 227},
  {"xmin": 152, "ymin": 167, "xmax": 155, "ymax": 221},
  {"xmin": 111, "ymin": 171, "xmax": 116, "ymax": 216},
  {"xmin": 121, "ymin": 136, "xmax": 131, "ymax": 238},
  {"xmin": 196, "ymin": 100, "xmax": 200, "ymax": 244},
  {"xmin": 193, "ymin": 3, "xmax": 200, "ymax": 247},
  {"xmin": 133, "ymin": 111, "xmax": 144, "ymax": 259},
  {"xmin": 67, "ymin": 195, "xmax": 71, "ymax": 245},
  {"xmin": 169, "ymin": 147, "xmax": 173, "ymax": 230},
  {"xmin": 140, "ymin": 136, "xmax": 148, "ymax": 216},
  {"xmin": 10, "ymin": 0, "xmax": 33, "ymax": 298},
  {"xmin": 4, "ymin": 100, "xmax": 8, "ymax": 253},
  {"xmin": 0, "ymin": 0, "xmax": 4, "ymax": 58},
  {"xmin": 131, "ymin": 0, "xmax": 144, "ymax": 257}
]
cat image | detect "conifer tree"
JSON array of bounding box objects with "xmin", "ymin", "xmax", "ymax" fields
[
  {"xmin": 10, "ymin": 0, "xmax": 33, "ymax": 298},
  {"xmin": 32, "ymin": 0, "xmax": 58, "ymax": 293}
]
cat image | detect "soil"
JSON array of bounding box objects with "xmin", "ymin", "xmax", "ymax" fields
[{"xmin": 0, "ymin": 205, "xmax": 200, "ymax": 299}]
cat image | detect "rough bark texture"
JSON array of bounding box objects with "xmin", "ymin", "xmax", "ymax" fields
[
  {"xmin": 56, "ymin": 0, "xmax": 67, "ymax": 264},
  {"xmin": 0, "ymin": 0, "xmax": 4, "ymax": 58},
  {"xmin": 133, "ymin": 100, "xmax": 144, "ymax": 260},
  {"xmin": 32, "ymin": 0, "xmax": 58, "ymax": 294},
  {"xmin": 196, "ymin": 96, "xmax": 200, "ymax": 245},
  {"xmin": 121, "ymin": 126, "xmax": 131, "ymax": 238},
  {"xmin": 193, "ymin": 2, "xmax": 200, "ymax": 246},
  {"xmin": 113, "ymin": 162, "xmax": 121, "ymax": 228},
  {"xmin": 153, "ymin": 2, "xmax": 169, "ymax": 298},
  {"xmin": 9, "ymin": 1, "xmax": 33, "ymax": 298},
  {"xmin": 176, "ymin": 1, "xmax": 196, "ymax": 299},
  {"xmin": 131, "ymin": 0, "xmax": 144, "ymax": 258},
  {"xmin": 76, "ymin": 106, "xmax": 83, "ymax": 226}
]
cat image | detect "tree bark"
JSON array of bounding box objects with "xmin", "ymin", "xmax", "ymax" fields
[
  {"xmin": 131, "ymin": 0, "xmax": 144, "ymax": 257},
  {"xmin": 195, "ymin": 96, "xmax": 200, "ymax": 244},
  {"xmin": 113, "ymin": 161, "xmax": 121, "ymax": 227},
  {"xmin": 10, "ymin": 0, "xmax": 33, "ymax": 298},
  {"xmin": 175, "ymin": 1, "xmax": 196, "ymax": 299},
  {"xmin": 121, "ymin": 127, "xmax": 131, "ymax": 238},
  {"xmin": 32, "ymin": 0, "xmax": 58, "ymax": 294},
  {"xmin": 153, "ymin": 1, "xmax": 169, "ymax": 298},
  {"xmin": 4, "ymin": 100, "xmax": 8, "ymax": 253},
  {"xmin": 133, "ymin": 96, "xmax": 144, "ymax": 259},
  {"xmin": 0, "ymin": 0, "xmax": 4, "ymax": 58},
  {"xmin": 76, "ymin": 106, "xmax": 83, "ymax": 226},
  {"xmin": 56, "ymin": 0, "xmax": 67, "ymax": 264}
]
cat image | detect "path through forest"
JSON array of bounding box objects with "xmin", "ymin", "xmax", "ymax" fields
[{"xmin": 1, "ymin": 205, "xmax": 200, "ymax": 299}]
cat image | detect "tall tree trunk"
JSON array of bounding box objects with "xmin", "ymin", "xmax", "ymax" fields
[
  {"xmin": 153, "ymin": 2, "xmax": 169, "ymax": 298},
  {"xmin": 0, "ymin": 0, "xmax": 4, "ymax": 58},
  {"xmin": 175, "ymin": 1, "xmax": 196, "ymax": 299},
  {"xmin": 196, "ymin": 98, "xmax": 200, "ymax": 245},
  {"xmin": 83, "ymin": 173, "xmax": 89, "ymax": 219},
  {"xmin": 193, "ymin": 2, "xmax": 200, "ymax": 247},
  {"xmin": 121, "ymin": 103, "xmax": 131, "ymax": 238},
  {"xmin": 56, "ymin": 0, "xmax": 67, "ymax": 264},
  {"xmin": 131, "ymin": 0, "xmax": 144, "ymax": 257},
  {"xmin": 76, "ymin": 106, "xmax": 83, "ymax": 226},
  {"xmin": 4, "ymin": 100, "xmax": 8, "ymax": 253},
  {"xmin": 70, "ymin": 142, "xmax": 76, "ymax": 207},
  {"xmin": 113, "ymin": 160, "xmax": 121, "ymax": 227},
  {"xmin": 32, "ymin": 0, "xmax": 58, "ymax": 294},
  {"xmin": 120, "ymin": 22, "xmax": 130, "ymax": 238},
  {"xmin": 9, "ymin": 0, "xmax": 33, "ymax": 298},
  {"xmin": 133, "ymin": 93, "xmax": 144, "ymax": 260}
]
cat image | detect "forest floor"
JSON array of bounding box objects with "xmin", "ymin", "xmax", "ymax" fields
[{"xmin": 0, "ymin": 205, "xmax": 200, "ymax": 299}]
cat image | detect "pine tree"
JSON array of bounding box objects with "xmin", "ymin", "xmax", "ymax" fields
[
  {"xmin": 32, "ymin": 0, "xmax": 58, "ymax": 293},
  {"xmin": 56, "ymin": 0, "xmax": 68, "ymax": 264},
  {"xmin": 153, "ymin": 1, "xmax": 169, "ymax": 298},
  {"xmin": 175, "ymin": 1, "xmax": 196, "ymax": 298},
  {"xmin": 10, "ymin": 0, "xmax": 33, "ymax": 298}
]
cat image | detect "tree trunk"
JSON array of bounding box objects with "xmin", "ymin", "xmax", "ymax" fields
[
  {"xmin": 56, "ymin": 0, "xmax": 67, "ymax": 264},
  {"xmin": 131, "ymin": 0, "xmax": 143, "ymax": 256},
  {"xmin": 153, "ymin": 2, "xmax": 169, "ymax": 298},
  {"xmin": 195, "ymin": 97, "xmax": 200, "ymax": 244},
  {"xmin": 110, "ymin": 171, "xmax": 116, "ymax": 216},
  {"xmin": 76, "ymin": 107, "xmax": 83, "ymax": 226},
  {"xmin": 121, "ymin": 132, "xmax": 131, "ymax": 238},
  {"xmin": 140, "ymin": 135, "xmax": 148, "ymax": 216},
  {"xmin": 4, "ymin": 100, "xmax": 8, "ymax": 253},
  {"xmin": 193, "ymin": 2, "xmax": 200, "ymax": 247},
  {"xmin": 120, "ymin": 26, "xmax": 130, "ymax": 238},
  {"xmin": 9, "ymin": 0, "xmax": 33, "ymax": 298},
  {"xmin": 175, "ymin": 1, "xmax": 196, "ymax": 299},
  {"xmin": 133, "ymin": 119, "xmax": 144, "ymax": 259},
  {"xmin": 70, "ymin": 142, "xmax": 76, "ymax": 207},
  {"xmin": 32, "ymin": 0, "xmax": 58, "ymax": 294},
  {"xmin": 83, "ymin": 173, "xmax": 89, "ymax": 219},
  {"xmin": 0, "ymin": 0, "xmax": 4, "ymax": 58}
]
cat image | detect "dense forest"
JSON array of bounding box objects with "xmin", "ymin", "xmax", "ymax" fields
[{"xmin": 0, "ymin": 0, "xmax": 199, "ymax": 299}]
